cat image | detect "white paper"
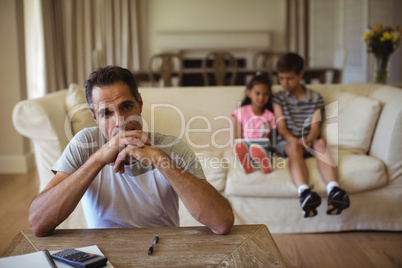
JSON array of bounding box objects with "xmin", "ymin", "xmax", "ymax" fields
[
  {"xmin": 0, "ymin": 245, "xmax": 113, "ymax": 268},
  {"xmin": 0, "ymin": 251, "xmax": 53, "ymax": 268}
]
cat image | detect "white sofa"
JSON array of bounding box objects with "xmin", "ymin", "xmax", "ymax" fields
[{"xmin": 13, "ymin": 83, "xmax": 402, "ymax": 233}]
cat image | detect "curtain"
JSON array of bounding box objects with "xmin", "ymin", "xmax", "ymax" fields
[
  {"xmin": 286, "ymin": 0, "xmax": 309, "ymax": 64},
  {"xmin": 24, "ymin": 0, "xmax": 46, "ymax": 99},
  {"xmin": 35, "ymin": 0, "xmax": 141, "ymax": 94}
]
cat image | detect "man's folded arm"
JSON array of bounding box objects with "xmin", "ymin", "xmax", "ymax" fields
[
  {"xmin": 151, "ymin": 150, "xmax": 235, "ymax": 235},
  {"xmin": 29, "ymin": 154, "xmax": 105, "ymax": 237}
]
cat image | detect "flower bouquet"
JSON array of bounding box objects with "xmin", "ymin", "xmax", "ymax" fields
[{"xmin": 362, "ymin": 24, "xmax": 401, "ymax": 83}]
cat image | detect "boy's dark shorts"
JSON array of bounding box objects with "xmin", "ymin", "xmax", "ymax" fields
[
  {"xmin": 275, "ymin": 140, "xmax": 289, "ymax": 157},
  {"xmin": 275, "ymin": 140, "xmax": 315, "ymax": 159}
]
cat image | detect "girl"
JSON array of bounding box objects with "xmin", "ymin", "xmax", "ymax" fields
[{"xmin": 231, "ymin": 74, "xmax": 276, "ymax": 174}]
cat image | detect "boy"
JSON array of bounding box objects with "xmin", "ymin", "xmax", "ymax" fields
[{"xmin": 272, "ymin": 53, "xmax": 350, "ymax": 217}]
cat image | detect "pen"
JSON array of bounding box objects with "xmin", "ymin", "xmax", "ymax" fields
[
  {"xmin": 147, "ymin": 235, "xmax": 159, "ymax": 255},
  {"xmin": 43, "ymin": 249, "xmax": 57, "ymax": 268}
]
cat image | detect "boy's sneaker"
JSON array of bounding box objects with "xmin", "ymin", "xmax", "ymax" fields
[
  {"xmin": 249, "ymin": 144, "xmax": 272, "ymax": 174},
  {"xmin": 300, "ymin": 186, "xmax": 322, "ymax": 218},
  {"xmin": 234, "ymin": 141, "xmax": 253, "ymax": 174},
  {"xmin": 327, "ymin": 187, "xmax": 350, "ymax": 215}
]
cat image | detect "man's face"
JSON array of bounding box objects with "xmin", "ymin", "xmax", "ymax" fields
[
  {"xmin": 90, "ymin": 81, "xmax": 143, "ymax": 140},
  {"xmin": 277, "ymin": 70, "xmax": 304, "ymax": 93}
]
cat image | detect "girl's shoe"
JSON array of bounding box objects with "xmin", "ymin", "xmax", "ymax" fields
[
  {"xmin": 249, "ymin": 144, "xmax": 272, "ymax": 174},
  {"xmin": 234, "ymin": 141, "xmax": 253, "ymax": 174}
]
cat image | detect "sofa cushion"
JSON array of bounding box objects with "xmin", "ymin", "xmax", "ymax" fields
[
  {"xmin": 65, "ymin": 83, "xmax": 97, "ymax": 135},
  {"xmin": 225, "ymin": 150, "xmax": 388, "ymax": 198},
  {"xmin": 320, "ymin": 91, "xmax": 381, "ymax": 154},
  {"xmin": 369, "ymin": 85, "xmax": 402, "ymax": 181},
  {"xmin": 193, "ymin": 149, "xmax": 228, "ymax": 192}
]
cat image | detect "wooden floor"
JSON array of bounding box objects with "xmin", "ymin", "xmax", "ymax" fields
[
  {"xmin": 1, "ymin": 170, "xmax": 401, "ymax": 267},
  {"xmin": 0, "ymin": 169, "xmax": 38, "ymax": 253}
]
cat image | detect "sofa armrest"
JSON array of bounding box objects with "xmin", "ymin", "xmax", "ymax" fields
[
  {"xmin": 369, "ymin": 86, "xmax": 402, "ymax": 181},
  {"xmin": 13, "ymin": 90, "xmax": 69, "ymax": 145},
  {"xmin": 12, "ymin": 89, "xmax": 70, "ymax": 190}
]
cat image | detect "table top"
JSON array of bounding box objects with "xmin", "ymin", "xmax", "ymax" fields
[{"xmin": 0, "ymin": 225, "xmax": 286, "ymax": 267}]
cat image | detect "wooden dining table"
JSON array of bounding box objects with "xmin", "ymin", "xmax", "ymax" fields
[
  {"xmin": 136, "ymin": 67, "xmax": 340, "ymax": 86},
  {"xmin": 0, "ymin": 224, "xmax": 287, "ymax": 267}
]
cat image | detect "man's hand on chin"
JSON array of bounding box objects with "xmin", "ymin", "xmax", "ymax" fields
[
  {"xmin": 96, "ymin": 130, "xmax": 151, "ymax": 170},
  {"xmin": 114, "ymin": 144, "xmax": 164, "ymax": 173}
]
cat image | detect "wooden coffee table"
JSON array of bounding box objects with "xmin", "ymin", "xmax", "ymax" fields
[{"xmin": 1, "ymin": 224, "xmax": 286, "ymax": 267}]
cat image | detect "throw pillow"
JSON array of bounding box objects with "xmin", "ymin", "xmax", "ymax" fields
[
  {"xmin": 321, "ymin": 90, "xmax": 381, "ymax": 153},
  {"xmin": 193, "ymin": 149, "xmax": 228, "ymax": 192},
  {"xmin": 65, "ymin": 83, "xmax": 97, "ymax": 135}
]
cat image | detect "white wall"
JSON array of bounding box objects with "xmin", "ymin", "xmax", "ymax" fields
[
  {"xmin": 309, "ymin": 0, "xmax": 402, "ymax": 83},
  {"xmin": 144, "ymin": 0, "xmax": 287, "ymax": 64},
  {"xmin": 0, "ymin": 0, "xmax": 34, "ymax": 174}
]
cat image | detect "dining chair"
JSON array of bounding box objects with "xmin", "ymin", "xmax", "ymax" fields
[
  {"xmin": 253, "ymin": 50, "xmax": 283, "ymax": 84},
  {"xmin": 148, "ymin": 53, "xmax": 183, "ymax": 87},
  {"xmin": 202, "ymin": 51, "xmax": 238, "ymax": 86}
]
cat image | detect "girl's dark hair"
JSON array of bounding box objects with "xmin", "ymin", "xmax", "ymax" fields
[
  {"xmin": 241, "ymin": 74, "xmax": 273, "ymax": 112},
  {"xmin": 276, "ymin": 52, "xmax": 305, "ymax": 75},
  {"xmin": 85, "ymin": 65, "xmax": 139, "ymax": 111}
]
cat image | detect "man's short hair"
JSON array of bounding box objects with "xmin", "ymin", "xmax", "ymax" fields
[
  {"xmin": 276, "ymin": 52, "xmax": 305, "ymax": 75},
  {"xmin": 85, "ymin": 65, "xmax": 139, "ymax": 111}
]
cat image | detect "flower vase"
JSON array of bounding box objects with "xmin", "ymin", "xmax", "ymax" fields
[{"xmin": 375, "ymin": 54, "xmax": 389, "ymax": 84}]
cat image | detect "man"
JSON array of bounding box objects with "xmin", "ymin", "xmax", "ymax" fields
[
  {"xmin": 29, "ymin": 66, "xmax": 234, "ymax": 236},
  {"xmin": 272, "ymin": 53, "xmax": 350, "ymax": 218}
]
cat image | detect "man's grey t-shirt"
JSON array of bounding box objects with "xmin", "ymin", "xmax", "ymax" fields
[{"xmin": 52, "ymin": 127, "xmax": 206, "ymax": 229}]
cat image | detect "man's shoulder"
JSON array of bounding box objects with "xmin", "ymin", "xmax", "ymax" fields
[
  {"xmin": 151, "ymin": 132, "xmax": 179, "ymax": 143},
  {"xmin": 75, "ymin": 126, "xmax": 100, "ymax": 137},
  {"xmin": 151, "ymin": 132, "xmax": 188, "ymax": 150},
  {"xmin": 72, "ymin": 126, "xmax": 102, "ymax": 142},
  {"xmin": 69, "ymin": 126, "xmax": 104, "ymax": 151},
  {"xmin": 149, "ymin": 132, "xmax": 205, "ymax": 179}
]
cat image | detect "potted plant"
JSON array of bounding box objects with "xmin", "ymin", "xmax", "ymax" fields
[{"xmin": 362, "ymin": 24, "xmax": 401, "ymax": 83}]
